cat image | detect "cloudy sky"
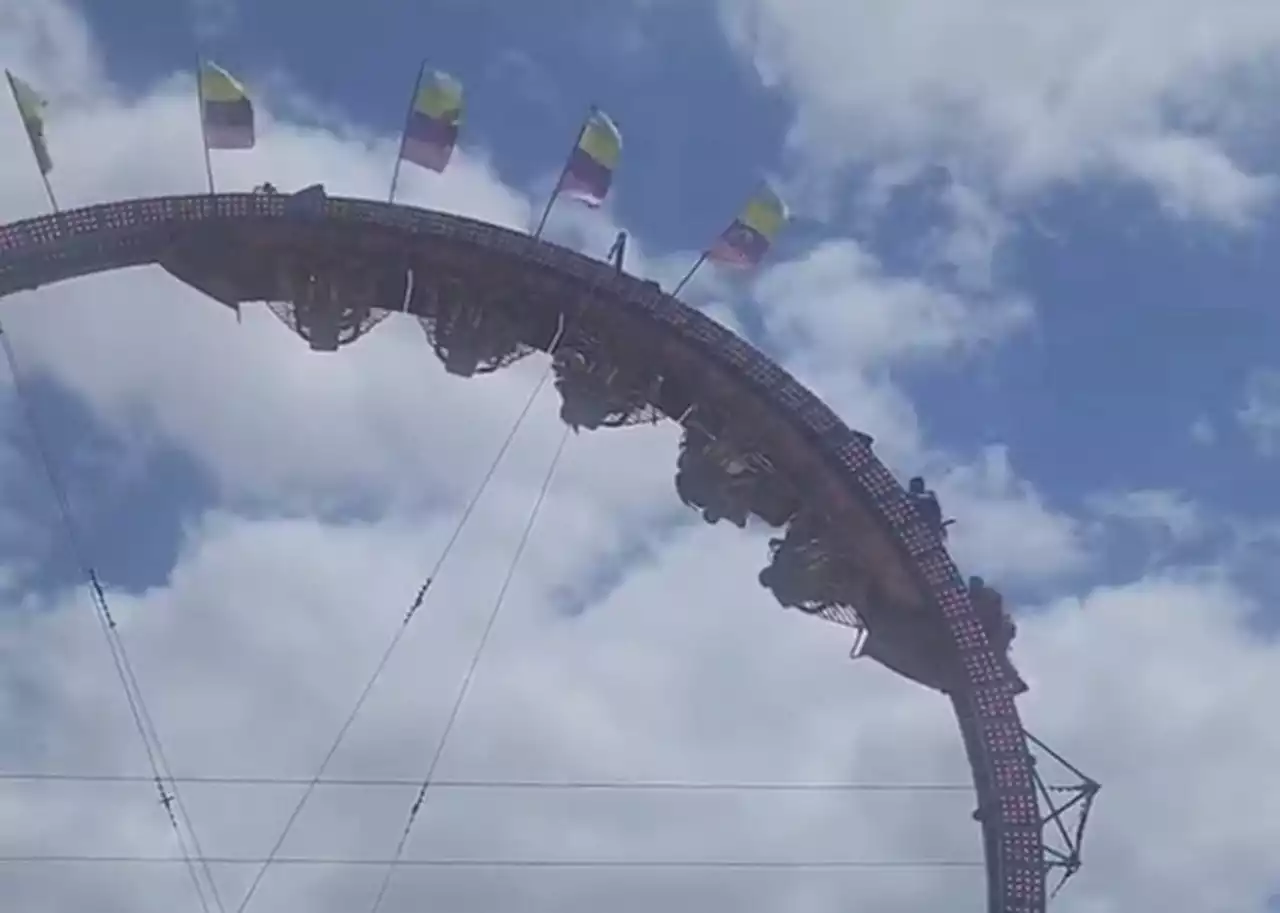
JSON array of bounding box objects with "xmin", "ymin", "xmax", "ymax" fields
[{"xmin": 1, "ymin": 0, "xmax": 1280, "ymax": 911}]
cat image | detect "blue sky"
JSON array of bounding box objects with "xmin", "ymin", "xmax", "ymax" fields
[
  {"xmin": 87, "ymin": 0, "xmax": 782, "ymax": 243},
  {"xmin": 3, "ymin": 1, "xmax": 1280, "ymax": 912},
  {"xmin": 53, "ymin": 0, "xmax": 1280, "ymax": 599}
]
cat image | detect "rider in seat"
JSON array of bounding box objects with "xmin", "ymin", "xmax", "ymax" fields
[
  {"xmin": 759, "ymin": 517, "xmax": 837, "ymax": 613},
  {"xmin": 967, "ymin": 575, "xmax": 1028, "ymax": 694},
  {"xmin": 909, "ymin": 476, "xmax": 954, "ymax": 538},
  {"xmin": 675, "ymin": 429, "xmax": 754, "ymax": 527},
  {"xmin": 554, "ymin": 349, "xmax": 613, "ymax": 429},
  {"xmin": 702, "ymin": 441, "xmax": 754, "ymax": 527},
  {"xmin": 436, "ymin": 305, "xmax": 486, "ymax": 377}
]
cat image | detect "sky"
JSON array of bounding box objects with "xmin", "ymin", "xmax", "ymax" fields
[{"xmin": 1, "ymin": 0, "xmax": 1280, "ymax": 911}]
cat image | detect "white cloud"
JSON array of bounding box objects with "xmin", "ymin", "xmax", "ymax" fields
[
  {"xmin": 936, "ymin": 445, "xmax": 1090, "ymax": 586},
  {"xmin": 1089, "ymin": 489, "xmax": 1208, "ymax": 546},
  {"xmin": 6, "ymin": 504, "xmax": 1280, "ymax": 913},
  {"xmin": 1, "ymin": 2, "xmax": 1280, "ymax": 913},
  {"xmin": 743, "ymin": 246, "xmax": 1039, "ymax": 490},
  {"xmin": 0, "ymin": 513, "xmax": 981, "ymax": 913},
  {"xmin": 1190, "ymin": 415, "xmax": 1216, "ymax": 446},
  {"xmin": 927, "ymin": 181, "xmax": 1014, "ymax": 291},
  {"xmin": 717, "ymin": 0, "xmax": 1280, "ymax": 226},
  {"xmin": 1111, "ymin": 133, "xmax": 1276, "ymax": 228},
  {"xmin": 751, "ymin": 239, "xmax": 1031, "ymax": 372},
  {"xmin": 188, "ymin": 0, "xmax": 237, "ymax": 42},
  {"xmin": 1238, "ymin": 367, "xmax": 1280, "ymax": 457},
  {"xmin": 1016, "ymin": 573, "xmax": 1280, "ymax": 912}
]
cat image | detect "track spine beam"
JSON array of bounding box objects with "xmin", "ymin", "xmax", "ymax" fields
[{"xmin": 0, "ymin": 191, "xmax": 1078, "ymax": 913}]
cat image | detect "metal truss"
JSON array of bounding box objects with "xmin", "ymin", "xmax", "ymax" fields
[{"xmin": 1023, "ymin": 730, "xmax": 1099, "ymax": 901}]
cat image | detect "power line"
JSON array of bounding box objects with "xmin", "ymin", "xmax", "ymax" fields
[
  {"xmin": 0, "ymin": 323, "xmax": 224, "ymax": 913},
  {"xmin": 232, "ymin": 366, "xmax": 552, "ymax": 913},
  {"xmin": 369, "ymin": 425, "xmax": 572, "ymax": 913},
  {"xmin": 0, "ymin": 773, "xmax": 974, "ymax": 792},
  {"xmin": 0, "ymin": 854, "xmax": 983, "ymax": 870}
]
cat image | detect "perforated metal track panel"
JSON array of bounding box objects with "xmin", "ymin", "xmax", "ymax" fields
[{"xmin": 0, "ymin": 194, "xmax": 1045, "ymax": 913}]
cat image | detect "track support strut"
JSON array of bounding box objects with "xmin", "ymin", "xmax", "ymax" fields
[{"xmin": 1022, "ymin": 730, "xmax": 1099, "ymax": 901}]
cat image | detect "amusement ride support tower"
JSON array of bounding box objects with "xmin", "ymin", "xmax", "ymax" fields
[{"xmin": 0, "ymin": 186, "xmax": 1097, "ymax": 913}]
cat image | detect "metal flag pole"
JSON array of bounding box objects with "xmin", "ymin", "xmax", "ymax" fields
[
  {"xmin": 608, "ymin": 231, "xmax": 627, "ymax": 274},
  {"xmin": 671, "ymin": 250, "xmax": 708, "ymax": 297},
  {"xmin": 195, "ymin": 57, "xmax": 215, "ymax": 194},
  {"xmin": 38, "ymin": 171, "xmax": 59, "ymax": 214},
  {"xmin": 532, "ymin": 104, "xmax": 593, "ymax": 240},
  {"xmin": 388, "ymin": 60, "xmax": 426, "ymax": 204}
]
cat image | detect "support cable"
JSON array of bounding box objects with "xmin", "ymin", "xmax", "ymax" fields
[
  {"xmin": 0, "ymin": 324, "xmax": 224, "ymax": 913},
  {"xmin": 0, "ymin": 853, "xmax": 983, "ymax": 870},
  {"xmin": 0, "ymin": 772, "xmax": 994, "ymax": 791},
  {"xmin": 368, "ymin": 426, "xmax": 571, "ymax": 913},
  {"xmin": 238, "ymin": 256, "xmax": 613, "ymax": 913},
  {"xmin": 231, "ymin": 366, "xmax": 552, "ymax": 913}
]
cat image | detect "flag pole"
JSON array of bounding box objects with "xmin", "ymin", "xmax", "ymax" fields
[
  {"xmin": 38, "ymin": 172, "xmax": 58, "ymax": 214},
  {"xmin": 608, "ymin": 231, "xmax": 627, "ymax": 274},
  {"xmin": 389, "ymin": 61, "xmax": 426, "ymax": 204},
  {"xmin": 195, "ymin": 57, "xmax": 215, "ymax": 194},
  {"xmin": 532, "ymin": 104, "xmax": 593, "ymax": 240},
  {"xmin": 671, "ymin": 250, "xmax": 708, "ymax": 297}
]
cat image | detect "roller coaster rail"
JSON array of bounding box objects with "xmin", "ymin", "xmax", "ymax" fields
[{"xmin": 0, "ymin": 185, "xmax": 1100, "ymax": 913}]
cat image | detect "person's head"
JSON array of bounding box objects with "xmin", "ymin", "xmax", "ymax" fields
[
  {"xmin": 908, "ymin": 476, "xmax": 924, "ymax": 494},
  {"xmin": 969, "ymin": 575, "xmax": 984, "ymax": 590}
]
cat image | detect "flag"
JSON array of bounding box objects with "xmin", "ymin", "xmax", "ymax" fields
[
  {"xmin": 285, "ymin": 183, "xmax": 327, "ymax": 216},
  {"xmin": 401, "ymin": 69, "xmax": 462, "ymax": 173},
  {"xmin": 558, "ymin": 108, "xmax": 621, "ymax": 207},
  {"xmin": 708, "ymin": 183, "xmax": 788, "ymax": 267},
  {"xmin": 6, "ymin": 70, "xmax": 52, "ymax": 175},
  {"xmin": 199, "ymin": 61, "xmax": 255, "ymax": 150}
]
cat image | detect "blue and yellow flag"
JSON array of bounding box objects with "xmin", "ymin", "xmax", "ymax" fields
[
  {"xmin": 199, "ymin": 62, "xmax": 255, "ymax": 150},
  {"xmin": 401, "ymin": 68, "xmax": 462, "ymax": 173},
  {"xmin": 558, "ymin": 108, "xmax": 621, "ymax": 207},
  {"xmin": 708, "ymin": 183, "xmax": 788, "ymax": 267},
  {"xmin": 6, "ymin": 70, "xmax": 52, "ymax": 175}
]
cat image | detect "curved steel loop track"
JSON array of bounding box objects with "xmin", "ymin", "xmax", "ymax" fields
[{"xmin": 0, "ymin": 193, "xmax": 1044, "ymax": 913}]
